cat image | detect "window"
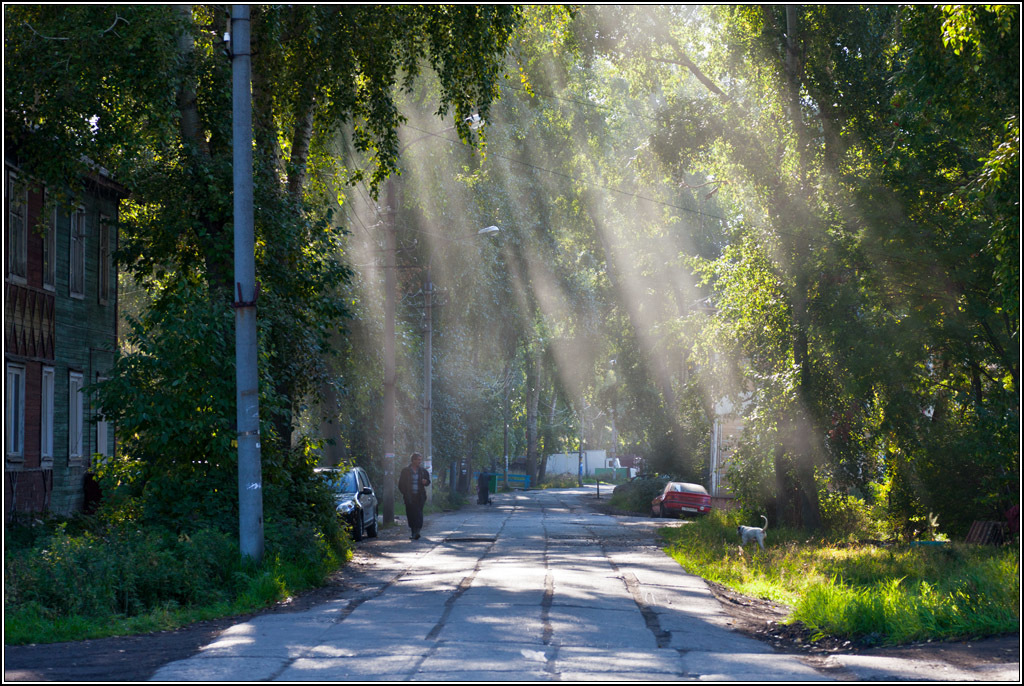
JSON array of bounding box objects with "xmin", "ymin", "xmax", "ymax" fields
[
  {"xmin": 70, "ymin": 208, "xmax": 86, "ymax": 297},
  {"xmin": 69, "ymin": 372, "xmax": 84, "ymax": 464},
  {"xmin": 95, "ymin": 374, "xmax": 110, "ymax": 458},
  {"xmin": 41, "ymin": 367, "xmax": 55, "ymax": 465},
  {"xmin": 98, "ymin": 214, "xmax": 110, "ymax": 304},
  {"xmin": 7, "ymin": 172, "xmax": 27, "ymax": 281},
  {"xmin": 6, "ymin": 364, "xmax": 26, "ymax": 462},
  {"xmin": 43, "ymin": 205, "xmax": 57, "ymax": 290}
]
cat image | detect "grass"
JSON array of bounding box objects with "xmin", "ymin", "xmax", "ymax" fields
[
  {"xmin": 5, "ymin": 554, "xmax": 351, "ymax": 645},
  {"xmin": 4, "ymin": 519, "xmax": 352, "ymax": 645},
  {"xmin": 660, "ymin": 510, "xmax": 1019, "ymax": 646}
]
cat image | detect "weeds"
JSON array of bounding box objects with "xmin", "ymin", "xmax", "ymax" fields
[
  {"xmin": 661, "ymin": 510, "xmax": 1019, "ymax": 646},
  {"xmin": 609, "ymin": 475, "xmax": 670, "ymax": 514},
  {"xmin": 4, "ymin": 516, "xmax": 351, "ymax": 645}
]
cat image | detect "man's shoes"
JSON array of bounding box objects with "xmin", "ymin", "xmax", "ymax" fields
[{"xmin": 414, "ymin": 533, "xmax": 420, "ymax": 540}]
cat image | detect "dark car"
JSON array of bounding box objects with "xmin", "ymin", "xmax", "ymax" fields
[
  {"xmin": 651, "ymin": 481, "xmax": 712, "ymax": 518},
  {"xmin": 317, "ymin": 467, "xmax": 379, "ymax": 540}
]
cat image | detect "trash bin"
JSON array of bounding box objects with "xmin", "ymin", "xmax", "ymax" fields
[{"xmin": 477, "ymin": 471, "xmax": 491, "ymax": 505}]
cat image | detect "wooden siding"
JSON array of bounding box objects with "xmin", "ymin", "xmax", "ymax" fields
[{"xmin": 5, "ymin": 160, "xmax": 122, "ymax": 519}]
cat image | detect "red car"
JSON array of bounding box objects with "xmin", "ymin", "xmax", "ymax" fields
[{"xmin": 651, "ymin": 482, "xmax": 712, "ymax": 518}]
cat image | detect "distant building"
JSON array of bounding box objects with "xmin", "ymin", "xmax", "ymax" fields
[
  {"xmin": 545, "ymin": 450, "xmax": 609, "ymax": 476},
  {"xmin": 5, "ymin": 157, "xmax": 127, "ymax": 518}
]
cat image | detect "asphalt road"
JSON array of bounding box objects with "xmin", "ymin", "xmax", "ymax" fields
[{"xmin": 139, "ymin": 487, "xmax": 1018, "ymax": 681}]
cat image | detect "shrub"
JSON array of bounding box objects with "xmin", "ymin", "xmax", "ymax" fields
[
  {"xmin": 5, "ymin": 483, "xmax": 352, "ymax": 645},
  {"xmin": 610, "ymin": 475, "xmax": 670, "ymax": 514},
  {"xmin": 538, "ymin": 474, "xmax": 579, "ymax": 489},
  {"xmin": 818, "ymin": 491, "xmax": 880, "ymax": 540}
]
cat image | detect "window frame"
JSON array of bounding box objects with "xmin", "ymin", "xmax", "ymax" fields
[
  {"xmin": 70, "ymin": 206, "xmax": 86, "ymax": 298},
  {"xmin": 43, "ymin": 202, "xmax": 57, "ymax": 290},
  {"xmin": 7, "ymin": 171, "xmax": 28, "ymax": 283},
  {"xmin": 41, "ymin": 366, "xmax": 55, "ymax": 467},
  {"xmin": 97, "ymin": 213, "xmax": 110, "ymax": 304},
  {"xmin": 6, "ymin": 363, "xmax": 26, "ymax": 463},
  {"xmin": 95, "ymin": 373, "xmax": 110, "ymax": 458},
  {"xmin": 69, "ymin": 371, "xmax": 84, "ymax": 465}
]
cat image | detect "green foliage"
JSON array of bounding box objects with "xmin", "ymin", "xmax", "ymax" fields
[
  {"xmin": 606, "ymin": 4, "xmax": 1020, "ymax": 534},
  {"xmin": 5, "ymin": 4, "xmax": 527, "ymax": 533},
  {"xmin": 792, "ymin": 551, "xmax": 1020, "ymax": 645},
  {"xmin": 662, "ymin": 512, "xmax": 1019, "ymax": 645},
  {"xmin": 4, "ymin": 515, "xmax": 351, "ymax": 644},
  {"xmin": 609, "ymin": 475, "xmax": 670, "ymax": 514},
  {"xmin": 92, "ymin": 277, "xmax": 239, "ymax": 526},
  {"xmin": 538, "ymin": 473, "xmax": 580, "ymax": 489},
  {"xmin": 817, "ymin": 491, "xmax": 879, "ymax": 541},
  {"xmin": 429, "ymin": 487, "xmax": 468, "ymax": 513}
]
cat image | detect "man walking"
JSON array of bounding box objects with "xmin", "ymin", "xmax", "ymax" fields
[{"xmin": 398, "ymin": 452, "xmax": 430, "ymax": 539}]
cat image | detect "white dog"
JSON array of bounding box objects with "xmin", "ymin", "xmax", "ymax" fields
[{"xmin": 738, "ymin": 515, "xmax": 768, "ymax": 551}]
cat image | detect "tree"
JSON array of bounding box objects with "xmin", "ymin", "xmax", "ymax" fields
[
  {"xmin": 608, "ymin": 4, "xmax": 1018, "ymax": 532},
  {"xmin": 5, "ymin": 4, "xmax": 523, "ymax": 528}
]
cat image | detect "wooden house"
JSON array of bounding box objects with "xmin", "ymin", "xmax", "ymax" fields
[{"xmin": 5, "ymin": 157, "xmax": 127, "ymax": 518}]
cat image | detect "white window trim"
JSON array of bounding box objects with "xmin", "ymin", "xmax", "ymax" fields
[
  {"xmin": 70, "ymin": 206, "xmax": 86, "ymax": 299},
  {"xmin": 41, "ymin": 366, "xmax": 55, "ymax": 467},
  {"xmin": 7, "ymin": 171, "xmax": 28, "ymax": 284},
  {"xmin": 6, "ymin": 363, "xmax": 26, "ymax": 463},
  {"xmin": 69, "ymin": 371, "xmax": 84, "ymax": 466}
]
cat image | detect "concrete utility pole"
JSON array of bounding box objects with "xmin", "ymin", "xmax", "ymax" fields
[
  {"xmin": 381, "ymin": 177, "xmax": 398, "ymax": 525},
  {"xmin": 422, "ymin": 261, "xmax": 433, "ymax": 502},
  {"xmin": 231, "ymin": 4, "xmax": 264, "ymax": 562}
]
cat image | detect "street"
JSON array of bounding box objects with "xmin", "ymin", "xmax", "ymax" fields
[{"xmin": 148, "ymin": 487, "xmax": 1018, "ymax": 681}]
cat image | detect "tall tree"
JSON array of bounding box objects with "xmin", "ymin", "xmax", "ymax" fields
[
  {"xmin": 5, "ymin": 4, "xmax": 523, "ymax": 526},
  {"xmin": 623, "ymin": 4, "xmax": 1017, "ymax": 531}
]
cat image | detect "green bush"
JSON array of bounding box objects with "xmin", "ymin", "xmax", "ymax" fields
[
  {"xmin": 4, "ymin": 480, "xmax": 352, "ymax": 645},
  {"xmin": 538, "ymin": 474, "xmax": 580, "ymax": 489},
  {"xmin": 818, "ymin": 491, "xmax": 880, "ymax": 540},
  {"xmin": 429, "ymin": 487, "xmax": 467, "ymax": 512},
  {"xmin": 610, "ymin": 475, "xmax": 670, "ymax": 514},
  {"xmin": 5, "ymin": 523, "xmax": 233, "ymax": 623}
]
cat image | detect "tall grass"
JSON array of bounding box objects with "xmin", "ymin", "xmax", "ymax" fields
[
  {"xmin": 4, "ymin": 518, "xmax": 352, "ymax": 645},
  {"xmin": 661, "ymin": 510, "xmax": 1019, "ymax": 645}
]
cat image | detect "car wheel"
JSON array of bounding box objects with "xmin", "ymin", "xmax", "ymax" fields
[
  {"xmin": 366, "ymin": 507, "xmax": 378, "ymax": 538},
  {"xmin": 351, "ymin": 512, "xmax": 364, "ymax": 541}
]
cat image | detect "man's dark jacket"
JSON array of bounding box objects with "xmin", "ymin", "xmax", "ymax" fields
[{"xmin": 399, "ymin": 466, "xmax": 430, "ymax": 507}]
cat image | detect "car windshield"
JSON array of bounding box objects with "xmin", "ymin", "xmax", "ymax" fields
[
  {"xmin": 321, "ymin": 471, "xmax": 359, "ymax": 494},
  {"xmin": 667, "ymin": 482, "xmax": 707, "ymax": 495}
]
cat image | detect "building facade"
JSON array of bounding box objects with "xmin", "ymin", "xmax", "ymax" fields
[{"xmin": 5, "ymin": 159, "xmax": 125, "ymax": 518}]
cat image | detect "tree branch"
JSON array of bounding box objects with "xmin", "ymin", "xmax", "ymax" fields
[
  {"xmin": 22, "ymin": 21, "xmax": 69, "ymax": 41},
  {"xmin": 649, "ymin": 53, "xmax": 729, "ymax": 101}
]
